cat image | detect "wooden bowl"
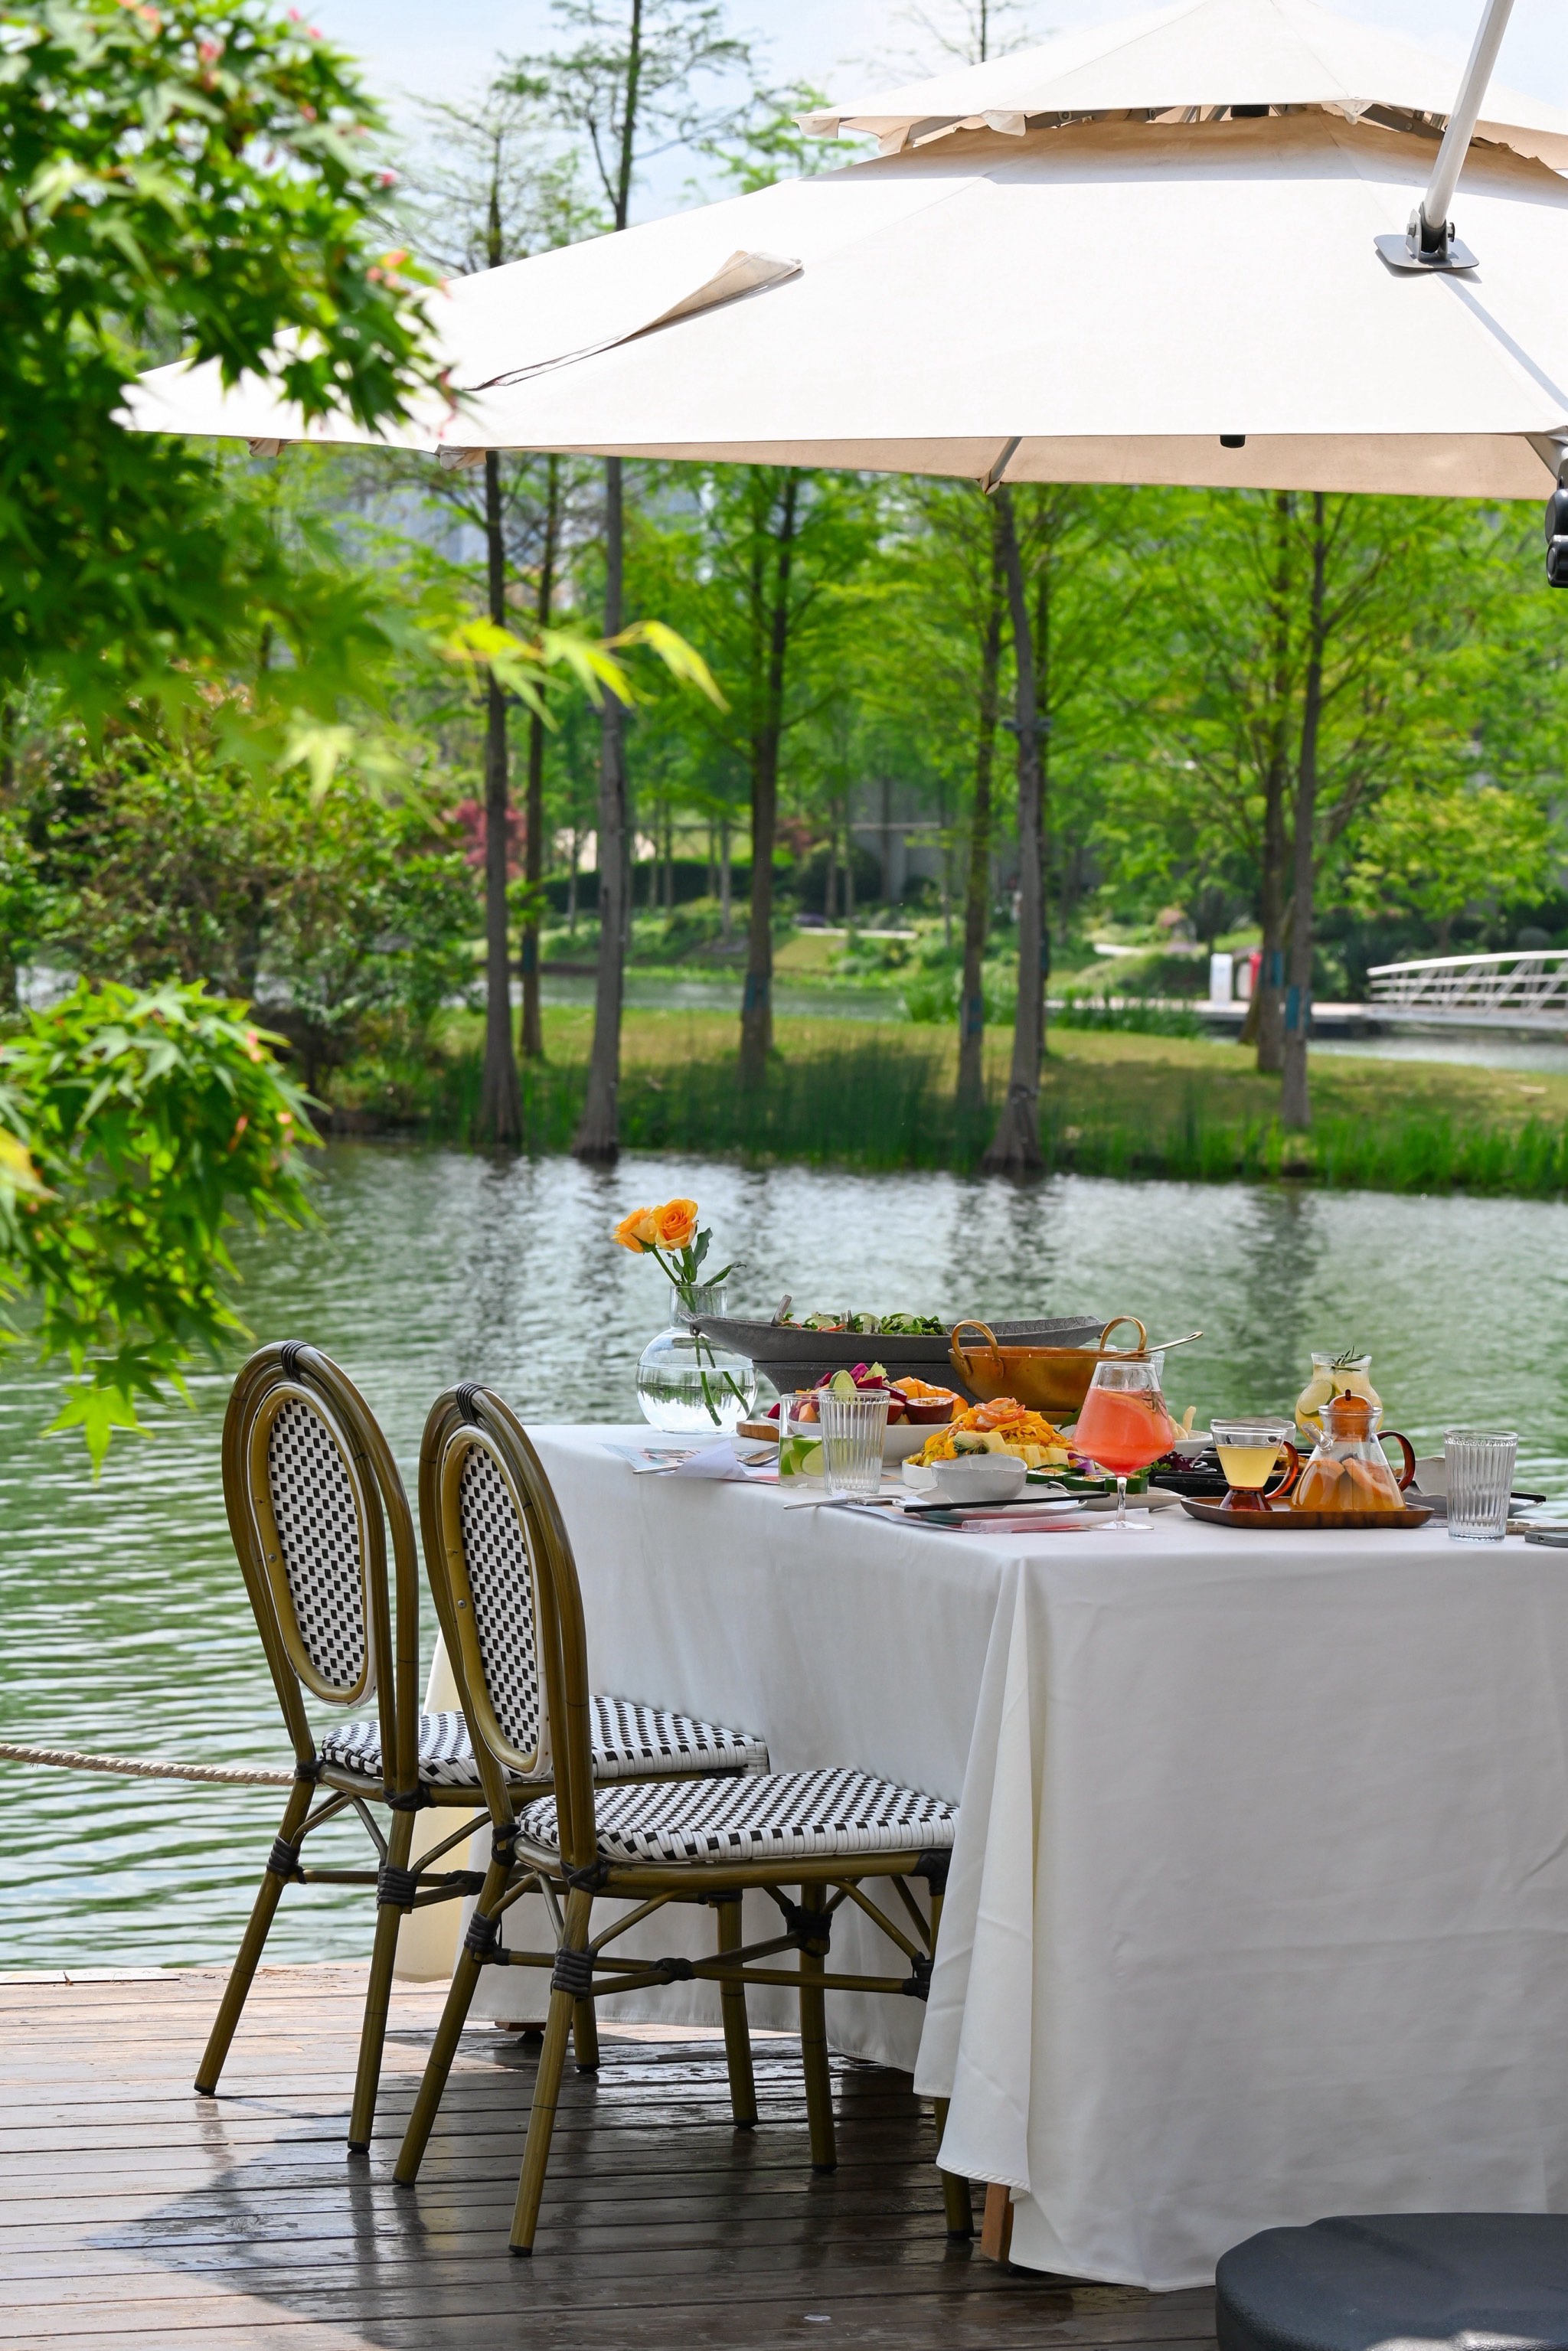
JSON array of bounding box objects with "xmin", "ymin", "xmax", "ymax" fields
[{"xmin": 948, "ymin": 1317, "xmax": 1150, "ymax": 1419}]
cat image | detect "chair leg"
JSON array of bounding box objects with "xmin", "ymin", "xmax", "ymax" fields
[
  {"xmin": 716, "ymin": 1895, "xmax": 756, "ymax": 2129},
  {"xmin": 929, "ymin": 1886, "xmax": 973, "ymax": 2238},
  {"xmin": 394, "ymin": 1856, "xmax": 508, "ymax": 2187},
  {"xmin": 194, "ymin": 1780, "xmax": 312, "ymax": 2095},
  {"xmin": 510, "ymin": 1884, "xmax": 592, "ymax": 2256},
  {"xmin": 797, "ymin": 1880, "xmax": 836, "ymax": 2174},
  {"xmin": 348, "ymin": 1807, "xmax": 414, "ymax": 2153},
  {"xmin": 572, "ymin": 1996, "xmax": 599, "ymax": 2072}
]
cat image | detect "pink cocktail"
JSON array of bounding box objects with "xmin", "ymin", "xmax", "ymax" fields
[{"xmin": 1074, "ymin": 1359, "xmax": 1176, "ymax": 1533}]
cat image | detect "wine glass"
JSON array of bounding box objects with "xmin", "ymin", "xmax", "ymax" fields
[{"xmin": 1073, "ymin": 1355, "xmax": 1177, "ymax": 1534}]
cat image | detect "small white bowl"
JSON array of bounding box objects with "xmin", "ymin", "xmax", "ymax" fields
[{"xmin": 927, "ymin": 1454, "xmax": 1027, "ymax": 1505}]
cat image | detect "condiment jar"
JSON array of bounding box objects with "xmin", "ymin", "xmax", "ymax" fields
[{"xmin": 1291, "ymin": 1392, "xmax": 1415, "ymax": 1515}]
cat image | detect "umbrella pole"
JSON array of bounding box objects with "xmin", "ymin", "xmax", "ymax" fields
[{"xmin": 1377, "ymin": 0, "xmax": 1516, "ymax": 269}]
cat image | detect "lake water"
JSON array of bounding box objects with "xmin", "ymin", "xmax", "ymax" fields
[{"xmin": 3, "ymin": 1143, "xmax": 1567, "ymax": 1972}]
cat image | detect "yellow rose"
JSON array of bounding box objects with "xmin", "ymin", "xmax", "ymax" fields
[
  {"xmin": 612, "ymin": 1206, "xmax": 660, "ymax": 1252},
  {"xmin": 651, "ymin": 1197, "xmax": 699, "ymax": 1252}
]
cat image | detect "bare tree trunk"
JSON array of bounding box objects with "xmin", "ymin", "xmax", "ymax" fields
[
  {"xmin": 478, "ymin": 449, "xmax": 521, "ymax": 1147},
  {"xmin": 521, "ymin": 455, "xmax": 559, "ymax": 1062},
  {"xmin": 739, "ymin": 472, "xmax": 799, "ymax": 1088},
  {"xmin": 956, "ymin": 506, "xmax": 1004, "ymax": 1115},
  {"xmin": 720, "ymin": 814, "xmax": 732, "ymax": 943},
  {"xmin": 1281, "ymin": 493, "xmax": 1327, "ymax": 1131},
  {"xmin": 843, "ymin": 798, "xmax": 855, "ymax": 926},
  {"xmin": 573, "ymin": 455, "xmax": 628, "ymax": 1163},
  {"xmin": 983, "ymin": 485, "xmax": 1044, "ymax": 1174},
  {"xmin": 1247, "ymin": 491, "xmax": 1295, "ymax": 1074}
]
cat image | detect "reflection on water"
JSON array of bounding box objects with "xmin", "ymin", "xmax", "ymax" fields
[{"xmin": 3, "ymin": 1142, "xmax": 1567, "ymax": 1970}]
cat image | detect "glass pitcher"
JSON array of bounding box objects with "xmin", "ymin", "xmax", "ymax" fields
[
  {"xmin": 1295, "ymin": 1350, "xmax": 1382, "ymax": 1440},
  {"xmin": 1292, "ymin": 1392, "xmax": 1415, "ymax": 1514}
]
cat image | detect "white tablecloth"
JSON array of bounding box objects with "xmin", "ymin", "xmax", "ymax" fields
[{"xmin": 405, "ymin": 1425, "xmax": 1568, "ymax": 2291}]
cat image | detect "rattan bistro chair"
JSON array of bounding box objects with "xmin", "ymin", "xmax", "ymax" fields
[
  {"xmin": 207, "ymin": 1344, "xmax": 773, "ymax": 2153},
  {"xmin": 200, "ymin": 1340, "xmax": 492, "ymax": 2151},
  {"xmin": 394, "ymin": 1384, "xmax": 972, "ymax": 2256}
]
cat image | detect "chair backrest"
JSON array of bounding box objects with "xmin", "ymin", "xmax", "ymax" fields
[
  {"xmin": 223, "ymin": 1341, "xmax": 421, "ymax": 1797},
  {"xmin": 418, "ymin": 1385, "xmax": 596, "ymax": 1861}
]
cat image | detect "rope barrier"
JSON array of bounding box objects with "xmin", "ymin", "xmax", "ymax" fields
[{"xmin": 0, "ymin": 1741, "xmax": 293, "ymax": 1788}]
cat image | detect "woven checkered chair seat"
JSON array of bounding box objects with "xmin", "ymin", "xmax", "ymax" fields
[
  {"xmin": 321, "ymin": 1699, "xmax": 769, "ymax": 1788},
  {"xmin": 517, "ymin": 1765, "xmax": 957, "ymax": 1866}
]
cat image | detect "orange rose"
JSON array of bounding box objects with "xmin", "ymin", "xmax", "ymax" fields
[
  {"xmin": 612, "ymin": 1206, "xmax": 660, "ymax": 1252},
  {"xmin": 650, "ymin": 1198, "xmax": 699, "ymax": 1251}
]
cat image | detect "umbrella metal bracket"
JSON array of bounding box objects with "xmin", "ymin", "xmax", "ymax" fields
[
  {"xmin": 1372, "ymin": 0, "xmax": 1514, "ymax": 278},
  {"xmin": 1374, "ymin": 220, "xmax": 1479, "ymax": 275}
]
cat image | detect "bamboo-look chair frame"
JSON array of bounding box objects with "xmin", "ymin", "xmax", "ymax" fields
[
  {"xmin": 201, "ymin": 1341, "xmax": 488, "ymax": 2150},
  {"xmin": 395, "ymin": 1383, "xmax": 973, "ymax": 2255}
]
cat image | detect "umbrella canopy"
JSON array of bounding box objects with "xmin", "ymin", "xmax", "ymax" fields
[
  {"xmin": 799, "ymin": 0, "xmax": 1568, "ymax": 167},
  {"xmin": 124, "ymin": 0, "xmax": 1568, "ymax": 498}
]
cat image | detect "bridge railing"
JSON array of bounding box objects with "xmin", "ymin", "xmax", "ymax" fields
[{"xmin": 1367, "ymin": 950, "xmax": 1568, "ymax": 1020}]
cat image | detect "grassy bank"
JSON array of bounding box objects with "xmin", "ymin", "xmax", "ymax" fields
[{"xmin": 328, "ymin": 1013, "xmax": 1568, "ymax": 1199}]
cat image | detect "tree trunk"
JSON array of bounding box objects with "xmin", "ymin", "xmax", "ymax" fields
[
  {"xmin": 720, "ymin": 815, "xmax": 732, "ymax": 944},
  {"xmin": 573, "ymin": 455, "xmax": 628, "ymax": 1163},
  {"xmin": 739, "ymin": 472, "xmax": 799, "ymax": 1088},
  {"xmin": 520, "ymin": 455, "xmax": 559, "ymax": 1062},
  {"xmin": 843, "ymin": 799, "xmax": 855, "ymax": 926},
  {"xmin": 983, "ymin": 485, "xmax": 1045, "ymax": 1174},
  {"xmin": 956, "ymin": 504, "xmax": 1004, "ymax": 1115},
  {"xmin": 567, "ymin": 832, "xmax": 578, "ymax": 932},
  {"xmin": 1253, "ymin": 491, "xmax": 1294, "ymax": 1076},
  {"xmin": 478, "ymin": 449, "xmax": 521, "ymax": 1147},
  {"xmin": 1281, "ymin": 493, "xmax": 1328, "ymax": 1131}
]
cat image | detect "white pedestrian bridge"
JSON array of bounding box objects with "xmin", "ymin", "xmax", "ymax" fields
[{"xmin": 1366, "ymin": 951, "xmax": 1568, "ymax": 1032}]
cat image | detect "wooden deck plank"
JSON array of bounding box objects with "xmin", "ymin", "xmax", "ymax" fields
[{"xmin": 0, "ymin": 1966, "xmax": 1217, "ymax": 2351}]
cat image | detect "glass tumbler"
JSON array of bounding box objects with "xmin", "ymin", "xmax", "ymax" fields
[
  {"xmin": 1444, "ymin": 1428, "xmax": 1518, "ymax": 1543},
  {"xmin": 819, "ymin": 1390, "xmax": 890, "ymax": 1500}
]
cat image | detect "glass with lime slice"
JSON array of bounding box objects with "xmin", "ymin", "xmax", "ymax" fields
[{"xmin": 777, "ymin": 1393, "xmax": 827, "ymax": 1484}]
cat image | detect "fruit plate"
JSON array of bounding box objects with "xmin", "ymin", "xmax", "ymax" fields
[{"xmin": 1179, "ymin": 1497, "xmax": 1434, "ymax": 1531}]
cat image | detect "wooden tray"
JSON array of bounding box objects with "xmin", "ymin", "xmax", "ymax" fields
[{"xmin": 1180, "ymin": 1497, "xmax": 1433, "ymax": 1531}]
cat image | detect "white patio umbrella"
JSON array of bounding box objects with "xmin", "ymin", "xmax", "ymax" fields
[{"xmin": 125, "ymin": 0, "xmax": 1568, "ymax": 501}]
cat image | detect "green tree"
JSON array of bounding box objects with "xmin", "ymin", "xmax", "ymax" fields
[
  {"xmin": 0, "ymin": 981, "xmax": 312, "ymax": 1461},
  {"xmin": 397, "ymin": 76, "xmax": 602, "ymax": 1138},
  {"xmin": 521, "ymin": 0, "xmax": 759, "ymax": 1161},
  {"xmin": 635, "ymin": 465, "xmax": 882, "ymax": 1082},
  {"xmin": 1, "ymin": 0, "xmax": 436, "ymax": 721}
]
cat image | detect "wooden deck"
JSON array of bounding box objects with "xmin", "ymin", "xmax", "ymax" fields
[{"xmin": 0, "ymin": 1964, "xmax": 1219, "ymax": 2350}]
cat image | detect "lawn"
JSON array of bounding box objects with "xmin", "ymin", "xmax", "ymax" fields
[{"xmin": 335, "ymin": 1009, "xmax": 1568, "ymax": 1198}]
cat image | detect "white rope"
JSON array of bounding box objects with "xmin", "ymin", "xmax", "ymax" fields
[{"xmin": 0, "ymin": 1741, "xmax": 293, "ymax": 1788}]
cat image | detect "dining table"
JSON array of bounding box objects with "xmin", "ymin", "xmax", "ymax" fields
[{"xmin": 394, "ymin": 1422, "xmax": 1568, "ymax": 2291}]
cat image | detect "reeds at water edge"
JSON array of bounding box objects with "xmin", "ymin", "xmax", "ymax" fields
[{"xmin": 398, "ymin": 1038, "xmax": 1568, "ymax": 1200}]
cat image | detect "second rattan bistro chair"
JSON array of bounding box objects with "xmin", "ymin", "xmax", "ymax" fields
[
  {"xmin": 207, "ymin": 1343, "xmax": 772, "ymax": 2151},
  {"xmin": 394, "ymin": 1384, "xmax": 971, "ymax": 2255}
]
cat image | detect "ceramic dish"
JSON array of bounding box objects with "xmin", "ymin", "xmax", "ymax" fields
[{"xmin": 920, "ymin": 1455, "xmax": 1028, "ymax": 1505}]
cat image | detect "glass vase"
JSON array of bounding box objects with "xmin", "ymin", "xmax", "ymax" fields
[{"xmin": 636, "ymin": 1283, "xmax": 757, "ymax": 1434}]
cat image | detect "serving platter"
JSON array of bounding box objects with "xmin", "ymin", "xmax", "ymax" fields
[
  {"xmin": 692, "ymin": 1314, "xmax": 1102, "ymax": 1402},
  {"xmin": 1180, "ymin": 1497, "xmax": 1433, "ymax": 1531}
]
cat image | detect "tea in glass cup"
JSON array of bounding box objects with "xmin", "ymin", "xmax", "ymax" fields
[{"xmin": 1212, "ymin": 1418, "xmax": 1298, "ymax": 1513}]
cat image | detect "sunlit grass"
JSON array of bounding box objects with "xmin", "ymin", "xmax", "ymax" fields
[{"xmin": 334, "ymin": 1010, "xmax": 1568, "ymax": 1199}]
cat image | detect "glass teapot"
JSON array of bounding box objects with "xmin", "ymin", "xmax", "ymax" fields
[{"xmin": 1292, "ymin": 1392, "xmax": 1415, "ymax": 1515}]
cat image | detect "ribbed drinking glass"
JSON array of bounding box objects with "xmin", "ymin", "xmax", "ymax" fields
[
  {"xmin": 819, "ymin": 1391, "xmax": 889, "ymax": 1499},
  {"xmin": 1444, "ymin": 1428, "xmax": 1517, "ymax": 1543}
]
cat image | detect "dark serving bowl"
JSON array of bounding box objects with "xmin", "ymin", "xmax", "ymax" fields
[{"xmin": 691, "ymin": 1315, "xmax": 1102, "ymax": 1404}]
